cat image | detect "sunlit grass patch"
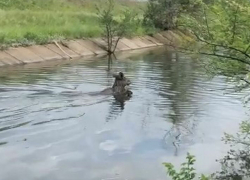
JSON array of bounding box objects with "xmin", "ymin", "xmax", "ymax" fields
[{"xmin": 0, "ymin": 0, "xmax": 148, "ymax": 46}]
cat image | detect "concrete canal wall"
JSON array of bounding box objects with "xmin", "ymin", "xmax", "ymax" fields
[{"xmin": 0, "ymin": 31, "xmax": 185, "ymax": 67}]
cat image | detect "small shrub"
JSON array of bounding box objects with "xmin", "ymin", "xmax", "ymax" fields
[
  {"xmin": 163, "ymin": 153, "xmax": 210, "ymax": 180},
  {"xmin": 212, "ymin": 121, "xmax": 250, "ymax": 180}
]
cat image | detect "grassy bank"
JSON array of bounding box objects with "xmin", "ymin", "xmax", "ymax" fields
[{"xmin": 0, "ymin": 0, "xmax": 147, "ymax": 47}]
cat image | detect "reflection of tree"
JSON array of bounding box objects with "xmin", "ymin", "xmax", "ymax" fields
[
  {"xmin": 140, "ymin": 49, "xmax": 203, "ymax": 155},
  {"xmin": 105, "ymin": 93, "xmax": 131, "ymax": 122},
  {"xmin": 105, "ymin": 98, "xmax": 124, "ymax": 122},
  {"xmin": 162, "ymin": 111, "xmax": 199, "ymax": 156},
  {"xmin": 0, "ymin": 63, "xmax": 59, "ymax": 84},
  {"xmin": 163, "ymin": 126, "xmax": 181, "ymax": 156},
  {"xmin": 107, "ymin": 54, "xmax": 116, "ymax": 73}
]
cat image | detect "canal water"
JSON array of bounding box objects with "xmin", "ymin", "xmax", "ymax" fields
[{"xmin": 0, "ymin": 48, "xmax": 248, "ymax": 180}]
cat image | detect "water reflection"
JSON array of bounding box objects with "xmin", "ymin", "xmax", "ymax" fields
[
  {"xmin": 129, "ymin": 50, "xmax": 203, "ymax": 155},
  {"xmin": 160, "ymin": 52, "xmax": 200, "ymax": 155},
  {"xmin": 106, "ymin": 93, "xmax": 132, "ymax": 122},
  {"xmin": 0, "ymin": 48, "xmax": 247, "ymax": 180},
  {"xmin": 105, "ymin": 54, "xmax": 134, "ymax": 122}
]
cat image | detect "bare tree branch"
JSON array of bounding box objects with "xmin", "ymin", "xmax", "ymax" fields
[
  {"xmin": 193, "ymin": 33, "xmax": 250, "ymax": 60},
  {"xmin": 245, "ymin": 44, "xmax": 250, "ymax": 54}
]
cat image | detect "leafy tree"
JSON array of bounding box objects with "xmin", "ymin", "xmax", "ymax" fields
[
  {"xmin": 162, "ymin": 1, "xmax": 250, "ymax": 179},
  {"xmin": 143, "ymin": 0, "xmax": 203, "ymax": 30},
  {"xmin": 176, "ymin": 0, "xmax": 250, "ymax": 88}
]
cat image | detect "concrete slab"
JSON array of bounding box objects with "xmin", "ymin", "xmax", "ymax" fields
[
  {"xmin": 5, "ymin": 47, "xmax": 44, "ymax": 63},
  {"xmin": 144, "ymin": 36, "xmax": 164, "ymax": 46},
  {"xmin": 120, "ymin": 38, "xmax": 140, "ymax": 49},
  {"xmin": 171, "ymin": 30, "xmax": 186, "ymax": 38},
  {"xmin": 0, "ymin": 33, "xmax": 170, "ymax": 67},
  {"xmin": 131, "ymin": 37, "xmax": 149, "ymax": 48},
  {"xmin": 0, "ymin": 60, "xmax": 5, "ymax": 66},
  {"xmin": 0, "ymin": 51, "xmax": 22, "ymax": 66},
  {"xmin": 160, "ymin": 31, "xmax": 173, "ymax": 40},
  {"xmin": 167, "ymin": 30, "xmax": 182, "ymax": 45},
  {"xmin": 115, "ymin": 40, "xmax": 131, "ymax": 51},
  {"xmin": 153, "ymin": 33, "xmax": 171, "ymax": 45},
  {"xmin": 138, "ymin": 37, "xmax": 157, "ymax": 47},
  {"xmin": 45, "ymin": 44, "xmax": 79, "ymax": 59},
  {"xmin": 76, "ymin": 39, "xmax": 106, "ymax": 55},
  {"xmin": 62, "ymin": 40, "xmax": 94, "ymax": 56},
  {"xmin": 91, "ymin": 38, "xmax": 108, "ymax": 51},
  {"xmin": 160, "ymin": 31, "xmax": 181, "ymax": 46},
  {"xmin": 169, "ymin": 30, "xmax": 181, "ymax": 38},
  {"xmin": 27, "ymin": 45, "xmax": 63, "ymax": 61},
  {"xmin": 99, "ymin": 37, "xmax": 131, "ymax": 51},
  {"xmin": 91, "ymin": 38, "xmax": 131, "ymax": 52}
]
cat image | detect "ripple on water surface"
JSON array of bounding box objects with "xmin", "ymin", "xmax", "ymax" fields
[{"xmin": 0, "ymin": 48, "xmax": 247, "ymax": 180}]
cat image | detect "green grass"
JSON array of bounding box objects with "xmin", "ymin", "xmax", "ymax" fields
[{"xmin": 0, "ymin": 0, "xmax": 147, "ymax": 46}]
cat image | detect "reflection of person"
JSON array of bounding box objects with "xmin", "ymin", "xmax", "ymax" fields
[{"xmin": 112, "ymin": 72, "xmax": 132, "ymax": 97}]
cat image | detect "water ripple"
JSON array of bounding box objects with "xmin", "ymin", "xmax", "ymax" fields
[{"xmin": 0, "ymin": 49, "xmax": 247, "ymax": 180}]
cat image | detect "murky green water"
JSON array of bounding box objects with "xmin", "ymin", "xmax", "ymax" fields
[{"xmin": 0, "ymin": 48, "xmax": 247, "ymax": 180}]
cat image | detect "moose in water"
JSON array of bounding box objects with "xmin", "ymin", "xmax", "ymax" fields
[
  {"xmin": 99, "ymin": 71, "xmax": 132, "ymax": 100},
  {"xmin": 60, "ymin": 72, "xmax": 132, "ymax": 102},
  {"xmin": 112, "ymin": 72, "xmax": 132, "ymax": 97}
]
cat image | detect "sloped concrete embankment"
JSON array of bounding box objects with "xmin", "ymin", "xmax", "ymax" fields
[{"xmin": 0, "ymin": 31, "xmax": 184, "ymax": 67}]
